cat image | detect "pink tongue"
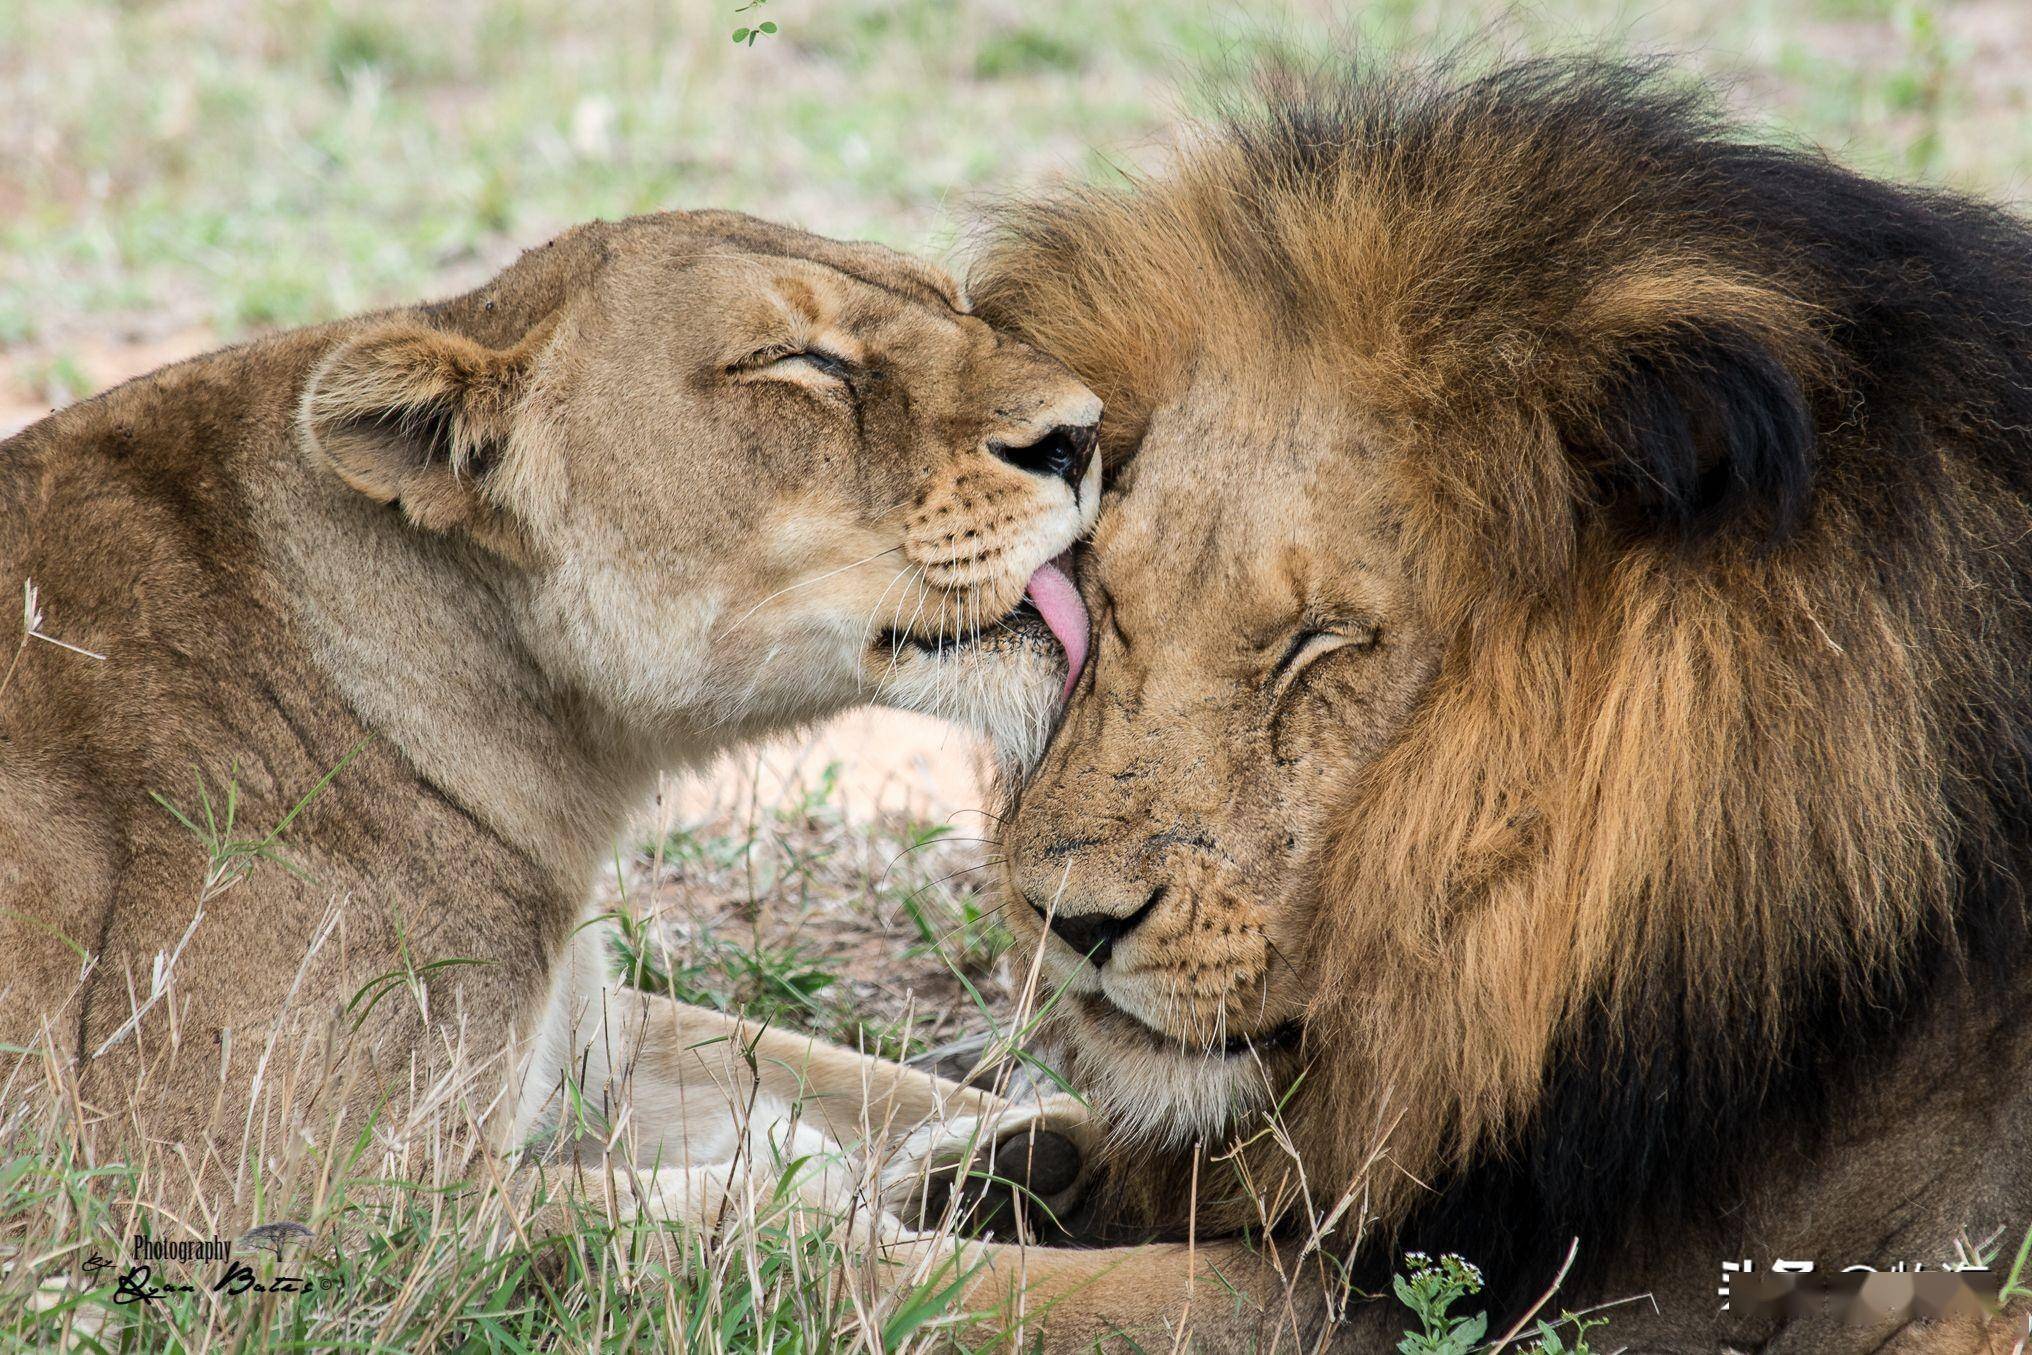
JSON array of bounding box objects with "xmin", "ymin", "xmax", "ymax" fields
[{"xmin": 1023, "ymin": 559, "xmax": 1089, "ymax": 700}]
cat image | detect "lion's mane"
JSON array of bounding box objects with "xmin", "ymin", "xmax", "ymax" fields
[{"xmin": 973, "ymin": 59, "xmax": 2032, "ymax": 1295}]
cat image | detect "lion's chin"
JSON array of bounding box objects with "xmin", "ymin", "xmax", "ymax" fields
[{"xmin": 1056, "ymin": 1000, "xmax": 1281, "ymax": 1147}]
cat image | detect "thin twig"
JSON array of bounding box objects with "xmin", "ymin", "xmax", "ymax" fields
[{"xmin": 1486, "ymin": 1237, "xmax": 1579, "ymax": 1353}]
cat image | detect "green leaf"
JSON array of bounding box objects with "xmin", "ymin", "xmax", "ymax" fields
[
  {"xmin": 2002, "ymin": 1223, "xmax": 2032, "ymax": 1302},
  {"xmin": 758, "ymin": 21, "xmax": 777, "ymax": 32},
  {"xmin": 731, "ymin": 27, "xmax": 750, "ymax": 42}
]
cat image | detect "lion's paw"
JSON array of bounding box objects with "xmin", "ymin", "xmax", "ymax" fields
[{"xmin": 880, "ymin": 1096, "xmax": 1097, "ymax": 1239}]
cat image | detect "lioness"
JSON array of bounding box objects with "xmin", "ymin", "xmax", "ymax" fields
[
  {"xmin": 0, "ymin": 210, "xmax": 1101, "ymax": 1247},
  {"xmin": 960, "ymin": 61, "xmax": 2032, "ymax": 1352}
]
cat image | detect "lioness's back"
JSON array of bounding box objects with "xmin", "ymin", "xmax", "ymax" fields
[
  {"xmin": 0, "ymin": 351, "xmax": 283, "ymax": 1043},
  {"xmin": 0, "ymin": 337, "xmax": 562, "ymax": 1120}
]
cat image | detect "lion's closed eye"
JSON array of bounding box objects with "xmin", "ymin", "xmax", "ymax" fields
[
  {"xmin": 770, "ymin": 348, "xmax": 855, "ymax": 379},
  {"xmin": 1271, "ymin": 623, "xmax": 1378, "ymax": 695}
]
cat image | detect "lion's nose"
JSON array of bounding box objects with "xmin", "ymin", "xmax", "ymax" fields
[
  {"xmin": 1033, "ymin": 885, "xmax": 1163, "ymax": 968},
  {"xmin": 988, "ymin": 421, "xmax": 1097, "ymax": 488}
]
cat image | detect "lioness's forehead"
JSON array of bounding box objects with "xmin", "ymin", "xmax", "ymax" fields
[
  {"xmin": 647, "ymin": 251, "xmax": 976, "ymax": 375},
  {"xmin": 665, "ymin": 210, "xmax": 965, "ymax": 313}
]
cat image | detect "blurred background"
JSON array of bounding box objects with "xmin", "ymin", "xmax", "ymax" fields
[
  {"xmin": 4, "ymin": 0, "xmax": 2026, "ymax": 435},
  {"xmin": 3, "ymin": 0, "xmax": 2026, "ymax": 1050}
]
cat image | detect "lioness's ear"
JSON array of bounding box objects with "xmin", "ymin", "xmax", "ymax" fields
[
  {"xmin": 1560, "ymin": 275, "xmax": 1822, "ymax": 543},
  {"xmin": 300, "ymin": 319, "xmax": 549, "ymax": 557}
]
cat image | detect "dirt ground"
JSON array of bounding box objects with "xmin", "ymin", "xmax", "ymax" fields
[{"xmin": 611, "ymin": 708, "xmax": 1013, "ymax": 1057}]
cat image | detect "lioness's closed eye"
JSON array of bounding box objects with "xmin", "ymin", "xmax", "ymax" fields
[{"xmin": 0, "ymin": 209, "xmax": 1101, "ymax": 1258}]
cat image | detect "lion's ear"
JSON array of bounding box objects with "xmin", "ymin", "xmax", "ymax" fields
[
  {"xmin": 1561, "ymin": 295, "xmax": 1819, "ymax": 542},
  {"xmin": 300, "ymin": 320, "xmax": 548, "ymax": 557}
]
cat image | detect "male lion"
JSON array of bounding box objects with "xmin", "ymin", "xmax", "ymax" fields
[
  {"xmin": 0, "ymin": 210, "xmax": 1103, "ymax": 1254},
  {"xmin": 962, "ymin": 62, "xmax": 2032, "ymax": 1352}
]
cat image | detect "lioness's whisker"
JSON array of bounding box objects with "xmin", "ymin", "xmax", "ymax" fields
[
  {"xmin": 876, "ymin": 837, "xmax": 1000, "ymax": 884},
  {"xmin": 859, "ymin": 558, "xmax": 920, "ymax": 658},
  {"xmin": 724, "ymin": 543, "xmax": 904, "ymax": 636}
]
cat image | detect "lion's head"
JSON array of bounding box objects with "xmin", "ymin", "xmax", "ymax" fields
[
  {"xmin": 299, "ymin": 210, "xmax": 1099, "ymax": 777},
  {"xmin": 971, "ymin": 62, "xmax": 2032, "ymax": 1276}
]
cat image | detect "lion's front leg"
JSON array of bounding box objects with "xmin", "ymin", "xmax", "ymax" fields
[
  {"xmin": 511, "ymin": 931, "xmax": 1339, "ymax": 1348},
  {"xmin": 879, "ymin": 1094, "xmax": 1097, "ymax": 1241},
  {"xmin": 515, "ymin": 921, "xmax": 1105, "ymax": 1237},
  {"xmin": 867, "ymin": 1234, "xmax": 1351, "ymax": 1353}
]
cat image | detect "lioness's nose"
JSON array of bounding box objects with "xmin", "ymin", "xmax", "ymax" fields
[
  {"xmin": 989, "ymin": 421, "xmax": 1097, "ymax": 488},
  {"xmin": 1031, "ymin": 884, "xmax": 1163, "ymax": 968}
]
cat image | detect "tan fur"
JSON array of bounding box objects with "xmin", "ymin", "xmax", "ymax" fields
[{"xmin": 0, "ymin": 210, "xmax": 1101, "ymax": 1249}]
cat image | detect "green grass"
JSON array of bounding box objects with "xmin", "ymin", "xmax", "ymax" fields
[
  {"xmin": 0, "ymin": 1114, "xmax": 987, "ymax": 1352},
  {"xmin": 0, "ymin": 752, "xmax": 1035, "ymax": 1352},
  {"xmin": 601, "ymin": 754, "xmax": 1019, "ymax": 1064}
]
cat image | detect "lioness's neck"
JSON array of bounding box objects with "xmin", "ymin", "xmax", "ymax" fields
[{"xmin": 255, "ymin": 445, "xmax": 657, "ymax": 888}]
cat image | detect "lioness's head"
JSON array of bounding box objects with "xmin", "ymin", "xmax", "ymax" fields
[
  {"xmin": 301, "ymin": 210, "xmax": 1098, "ymax": 769},
  {"xmin": 972, "ymin": 60, "xmax": 2031, "ymax": 1268}
]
